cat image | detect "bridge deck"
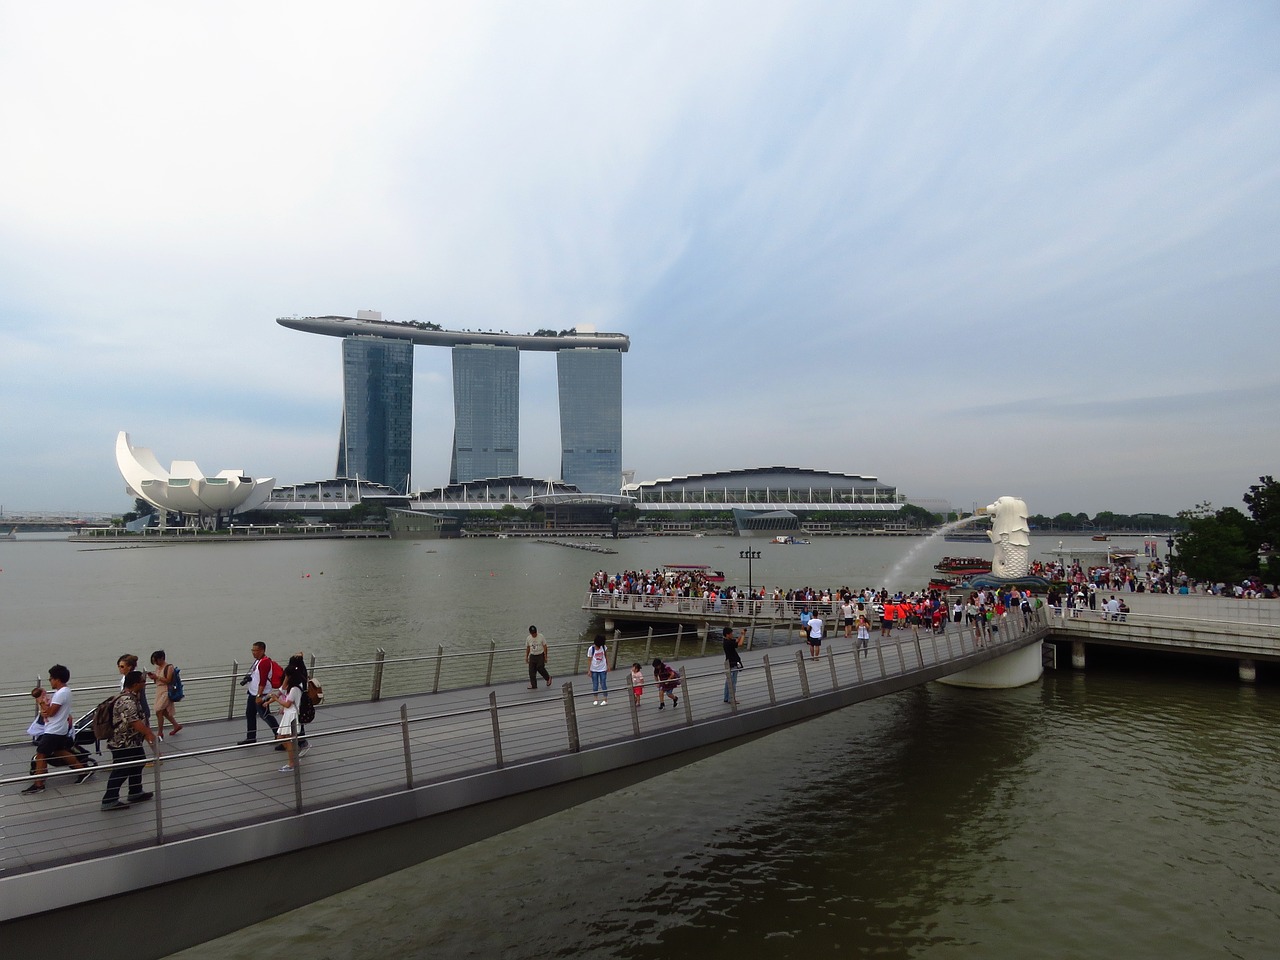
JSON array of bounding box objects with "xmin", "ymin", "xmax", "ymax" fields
[{"xmin": 2, "ymin": 616, "xmax": 1039, "ymax": 885}]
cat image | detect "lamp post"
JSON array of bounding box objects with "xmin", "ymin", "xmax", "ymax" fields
[
  {"xmin": 739, "ymin": 547, "xmax": 762, "ymax": 597},
  {"xmin": 1166, "ymin": 534, "xmax": 1176, "ymax": 590}
]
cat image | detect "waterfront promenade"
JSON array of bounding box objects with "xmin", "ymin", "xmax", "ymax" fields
[{"xmin": 1, "ymin": 614, "xmax": 1047, "ymax": 956}]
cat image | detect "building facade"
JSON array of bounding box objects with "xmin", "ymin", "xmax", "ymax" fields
[
  {"xmin": 557, "ymin": 348, "xmax": 623, "ymax": 495},
  {"xmin": 337, "ymin": 335, "xmax": 414, "ymax": 494},
  {"xmin": 450, "ymin": 344, "xmax": 519, "ymax": 483}
]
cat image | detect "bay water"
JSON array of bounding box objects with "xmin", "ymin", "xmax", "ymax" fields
[{"xmin": 2, "ymin": 534, "xmax": 1276, "ymax": 958}]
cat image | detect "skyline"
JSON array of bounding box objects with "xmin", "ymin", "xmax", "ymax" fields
[{"xmin": 2, "ymin": 2, "xmax": 1277, "ymax": 516}]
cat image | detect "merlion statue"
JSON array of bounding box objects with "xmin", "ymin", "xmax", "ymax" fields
[{"xmin": 984, "ymin": 496, "xmax": 1031, "ymax": 579}]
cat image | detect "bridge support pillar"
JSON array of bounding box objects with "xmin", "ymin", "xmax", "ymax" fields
[
  {"xmin": 1071, "ymin": 640, "xmax": 1086, "ymax": 670},
  {"xmin": 938, "ymin": 642, "xmax": 1043, "ymax": 689},
  {"xmin": 1239, "ymin": 659, "xmax": 1257, "ymax": 683},
  {"xmin": 603, "ymin": 617, "xmax": 615, "ymax": 633}
]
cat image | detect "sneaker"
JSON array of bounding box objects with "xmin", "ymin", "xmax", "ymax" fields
[
  {"xmin": 658, "ymin": 702, "xmax": 665, "ymax": 710},
  {"xmin": 592, "ymin": 699, "xmax": 599, "ymax": 705},
  {"xmin": 75, "ymin": 768, "xmax": 96, "ymax": 784},
  {"xmin": 236, "ymin": 738, "xmax": 256, "ymax": 746},
  {"xmin": 101, "ymin": 800, "xmax": 131, "ymax": 812},
  {"xmin": 279, "ymin": 764, "xmax": 294, "ymax": 773},
  {"xmin": 298, "ymin": 742, "xmax": 311, "ymax": 757},
  {"xmin": 274, "ymin": 744, "xmax": 287, "ymax": 752},
  {"xmin": 672, "ymin": 696, "xmax": 679, "ymax": 707},
  {"xmin": 126, "ymin": 791, "xmax": 154, "ymax": 803},
  {"xmin": 21, "ymin": 783, "xmax": 45, "ymax": 795},
  {"xmin": 545, "ymin": 676, "xmax": 552, "ymax": 687},
  {"xmin": 600, "ymin": 699, "xmax": 607, "ymax": 705}
]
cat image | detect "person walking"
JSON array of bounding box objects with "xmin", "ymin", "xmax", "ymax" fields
[
  {"xmin": 629, "ymin": 663, "xmax": 645, "ymax": 706},
  {"xmin": 525, "ymin": 626, "xmax": 551, "ymax": 689},
  {"xmin": 586, "ymin": 635, "xmax": 609, "ymax": 705},
  {"xmin": 146, "ymin": 649, "xmax": 182, "ymax": 738},
  {"xmin": 856, "ymin": 614, "xmax": 871, "ymax": 658},
  {"xmin": 722, "ymin": 626, "xmax": 743, "ymax": 704},
  {"xmin": 24, "ymin": 664, "xmax": 94, "ymax": 794},
  {"xmin": 238, "ymin": 641, "xmax": 280, "ymax": 745},
  {"xmin": 269, "ymin": 662, "xmax": 306, "ymax": 772},
  {"xmin": 100, "ymin": 670, "xmax": 158, "ymax": 811}
]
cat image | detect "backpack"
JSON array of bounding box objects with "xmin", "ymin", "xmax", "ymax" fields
[
  {"xmin": 92, "ymin": 694, "xmax": 123, "ymax": 743},
  {"xmin": 263, "ymin": 658, "xmax": 285, "ymax": 690},
  {"xmin": 298, "ymin": 691, "xmax": 316, "ymax": 725},
  {"xmin": 167, "ymin": 666, "xmax": 185, "ymax": 702},
  {"xmin": 306, "ymin": 678, "xmax": 324, "ymax": 705}
]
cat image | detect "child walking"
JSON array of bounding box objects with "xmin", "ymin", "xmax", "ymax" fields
[{"xmin": 629, "ymin": 663, "xmax": 644, "ymax": 705}]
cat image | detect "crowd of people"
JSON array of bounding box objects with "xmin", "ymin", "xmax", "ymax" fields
[{"xmin": 20, "ymin": 642, "xmax": 316, "ymax": 810}]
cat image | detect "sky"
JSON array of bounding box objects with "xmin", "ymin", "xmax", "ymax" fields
[{"xmin": 2, "ymin": 1, "xmax": 1277, "ymax": 518}]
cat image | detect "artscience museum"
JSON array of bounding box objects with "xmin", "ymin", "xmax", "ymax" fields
[{"xmin": 115, "ymin": 431, "xmax": 274, "ymax": 526}]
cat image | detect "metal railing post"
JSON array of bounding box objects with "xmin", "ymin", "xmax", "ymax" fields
[
  {"xmin": 827, "ymin": 647, "xmax": 839, "ymax": 690},
  {"xmin": 489, "ymin": 691, "xmax": 504, "ymax": 769},
  {"xmin": 628, "ymin": 680, "xmax": 641, "ymax": 737},
  {"xmin": 673, "ymin": 625, "xmax": 682, "ymax": 661},
  {"xmin": 573, "ymin": 644, "xmax": 584, "ymax": 675},
  {"xmin": 914, "ymin": 635, "xmax": 925, "ymax": 669},
  {"xmin": 372, "ymin": 648, "xmax": 386, "ymax": 702},
  {"xmin": 853, "ymin": 641, "xmax": 865, "ymax": 682},
  {"xmin": 795, "ymin": 650, "xmax": 811, "ymax": 698},
  {"xmin": 485, "ymin": 640, "xmax": 496, "ymax": 686},
  {"xmin": 400, "ymin": 704, "xmax": 414, "ymax": 789},
  {"xmin": 289, "ymin": 720, "xmax": 303, "ymax": 814},
  {"xmin": 679, "ymin": 668, "xmax": 692, "ymax": 725},
  {"xmin": 876, "ymin": 639, "xmax": 887, "ymax": 678},
  {"xmin": 151, "ymin": 739, "xmax": 164, "ymax": 845},
  {"xmin": 432, "ymin": 644, "xmax": 444, "ymax": 693},
  {"xmin": 763, "ymin": 654, "xmax": 777, "ymax": 704},
  {"xmin": 563, "ymin": 682, "xmax": 580, "ymax": 753},
  {"xmin": 644, "ymin": 627, "xmax": 653, "ymax": 665},
  {"xmin": 227, "ymin": 660, "xmax": 240, "ymax": 721},
  {"xmin": 930, "ymin": 633, "xmax": 941, "ymax": 665},
  {"xmin": 612, "ymin": 636, "xmax": 623, "ymax": 670}
]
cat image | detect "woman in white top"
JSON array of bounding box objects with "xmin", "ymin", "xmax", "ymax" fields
[
  {"xmin": 586, "ymin": 635, "xmax": 609, "ymax": 705},
  {"xmin": 269, "ymin": 663, "xmax": 305, "ymax": 772}
]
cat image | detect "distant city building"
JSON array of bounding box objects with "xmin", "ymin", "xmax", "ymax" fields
[
  {"xmin": 337, "ymin": 333, "xmax": 414, "ymax": 495},
  {"xmin": 451, "ymin": 344, "xmax": 519, "ymax": 484},
  {"xmin": 624, "ymin": 467, "xmax": 902, "ymax": 507},
  {"xmin": 278, "ymin": 312, "xmax": 628, "ymax": 495},
  {"xmin": 557, "ymin": 348, "xmax": 623, "ymax": 495}
]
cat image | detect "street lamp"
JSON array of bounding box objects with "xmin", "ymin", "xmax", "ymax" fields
[
  {"xmin": 739, "ymin": 547, "xmax": 762, "ymax": 597},
  {"xmin": 1166, "ymin": 534, "xmax": 1176, "ymax": 589}
]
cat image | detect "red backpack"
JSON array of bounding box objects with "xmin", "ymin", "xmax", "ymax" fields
[{"xmin": 261, "ymin": 658, "xmax": 285, "ymax": 690}]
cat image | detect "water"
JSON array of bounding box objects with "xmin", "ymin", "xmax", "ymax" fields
[
  {"xmin": 884, "ymin": 515, "xmax": 982, "ymax": 587},
  {"xmin": 5, "ymin": 533, "xmax": 1275, "ymax": 959}
]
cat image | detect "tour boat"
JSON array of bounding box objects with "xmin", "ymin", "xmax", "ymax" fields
[
  {"xmin": 934, "ymin": 556, "xmax": 993, "ymax": 575},
  {"xmin": 662, "ymin": 563, "xmax": 725, "ymax": 582}
]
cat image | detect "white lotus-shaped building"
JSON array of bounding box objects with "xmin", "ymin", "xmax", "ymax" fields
[{"xmin": 116, "ymin": 432, "xmax": 275, "ymax": 517}]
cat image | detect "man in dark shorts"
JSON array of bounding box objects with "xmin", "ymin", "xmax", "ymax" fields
[{"xmin": 24, "ymin": 664, "xmax": 94, "ymax": 794}]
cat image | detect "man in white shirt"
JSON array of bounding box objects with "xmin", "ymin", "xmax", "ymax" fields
[
  {"xmin": 24, "ymin": 664, "xmax": 94, "ymax": 794},
  {"xmin": 807, "ymin": 612, "xmax": 825, "ymax": 661}
]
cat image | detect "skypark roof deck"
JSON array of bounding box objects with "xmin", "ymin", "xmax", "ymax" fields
[{"xmin": 277, "ymin": 315, "xmax": 630, "ymax": 352}]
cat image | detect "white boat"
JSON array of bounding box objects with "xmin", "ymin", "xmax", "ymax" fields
[{"xmin": 770, "ymin": 535, "xmax": 810, "ymax": 545}]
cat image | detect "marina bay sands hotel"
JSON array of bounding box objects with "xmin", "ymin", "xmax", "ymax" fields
[{"xmin": 277, "ymin": 311, "xmax": 629, "ymax": 496}]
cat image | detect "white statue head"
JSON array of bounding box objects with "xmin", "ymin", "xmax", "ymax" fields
[{"xmin": 985, "ymin": 496, "xmax": 1031, "ymax": 547}]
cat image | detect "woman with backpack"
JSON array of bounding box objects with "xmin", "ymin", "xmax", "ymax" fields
[
  {"xmin": 267, "ymin": 660, "xmax": 307, "ymax": 773},
  {"xmin": 652, "ymin": 657, "xmax": 680, "ymax": 710},
  {"xmin": 146, "ymin": 650, "xmax": 182, "ymax": 738}
]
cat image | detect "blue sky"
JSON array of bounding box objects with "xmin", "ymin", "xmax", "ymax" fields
[{"xmin": 1, "ymin": 1, "xmax": 1277, "ymax": 517}]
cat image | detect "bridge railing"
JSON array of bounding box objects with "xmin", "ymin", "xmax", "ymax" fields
[
  {"xmin": 0, "ymin": 609, "xmax": 1048, "ymax": 876},
  {"xmin": 0, "ymin": 607, "xmax": 1023, "ymax": 742}
]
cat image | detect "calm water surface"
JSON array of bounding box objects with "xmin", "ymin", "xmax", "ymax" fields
[{"xmin": 4, "ymin": 534, "xmax": 1275, "ymax": 958}]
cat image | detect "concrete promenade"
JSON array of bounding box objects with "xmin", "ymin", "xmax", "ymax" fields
[{"xmin": 0, "ymin": 616, "xmax": 1047, "ymax": 957}]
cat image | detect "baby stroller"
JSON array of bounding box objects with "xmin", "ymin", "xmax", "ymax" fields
[{"xmin": 29, "ymin": 709, "xmax": 99, "ymax": 776}]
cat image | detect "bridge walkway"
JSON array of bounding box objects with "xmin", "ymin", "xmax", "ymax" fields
[{"xmin": 1, "ymin": 614, "xmax": 1048, "ymax": 938}]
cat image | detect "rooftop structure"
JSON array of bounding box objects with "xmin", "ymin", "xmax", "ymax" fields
[{"xmin": 277, "ymin": 314, "xmax": 630, "ymax": 352}]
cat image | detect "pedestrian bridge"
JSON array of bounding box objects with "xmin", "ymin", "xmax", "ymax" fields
[{"xmin": 0, "ymin": 612, "xmax": 1049, "ymax": 955}]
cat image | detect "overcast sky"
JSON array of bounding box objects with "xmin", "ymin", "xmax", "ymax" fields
[{"xmin": 2, "ymin": 1, "xmax": 1277, "ymax": 518}]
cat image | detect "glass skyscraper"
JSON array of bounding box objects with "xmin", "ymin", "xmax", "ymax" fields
[
  {"xmin": 450, "ymin": 344, "xmax": 519, "ymax": 483},
  {"xmin": 557, "ymin": 348, "xmax": 623, "ymax": 494},
  {"xmin": 336, "ymin": 336, "xmax": 414, "ymax": 494}
]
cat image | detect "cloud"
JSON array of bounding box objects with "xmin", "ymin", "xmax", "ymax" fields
[{"xmin": 1, "ymin": 1, "xmax": 1277, "ymax": 516}]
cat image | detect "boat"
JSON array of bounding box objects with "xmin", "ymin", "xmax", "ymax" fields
[
  {"xmin": 1091, "ymin": 534, "xmax": 1110, "ymax": 541},
  {"xmin": 934, "ymin": 556, "xmax": 993, "ymax": 575},
  {"xmin": 661, "ymin": 563, "xmax": 725, "ymax": 582},
  {"xmin": 1, "ymin": 526, "xmax": 15, "ymax": 541},
  {"xmin": 770, "ymin": 535, "xmax": 810, "ymax": 545}
]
